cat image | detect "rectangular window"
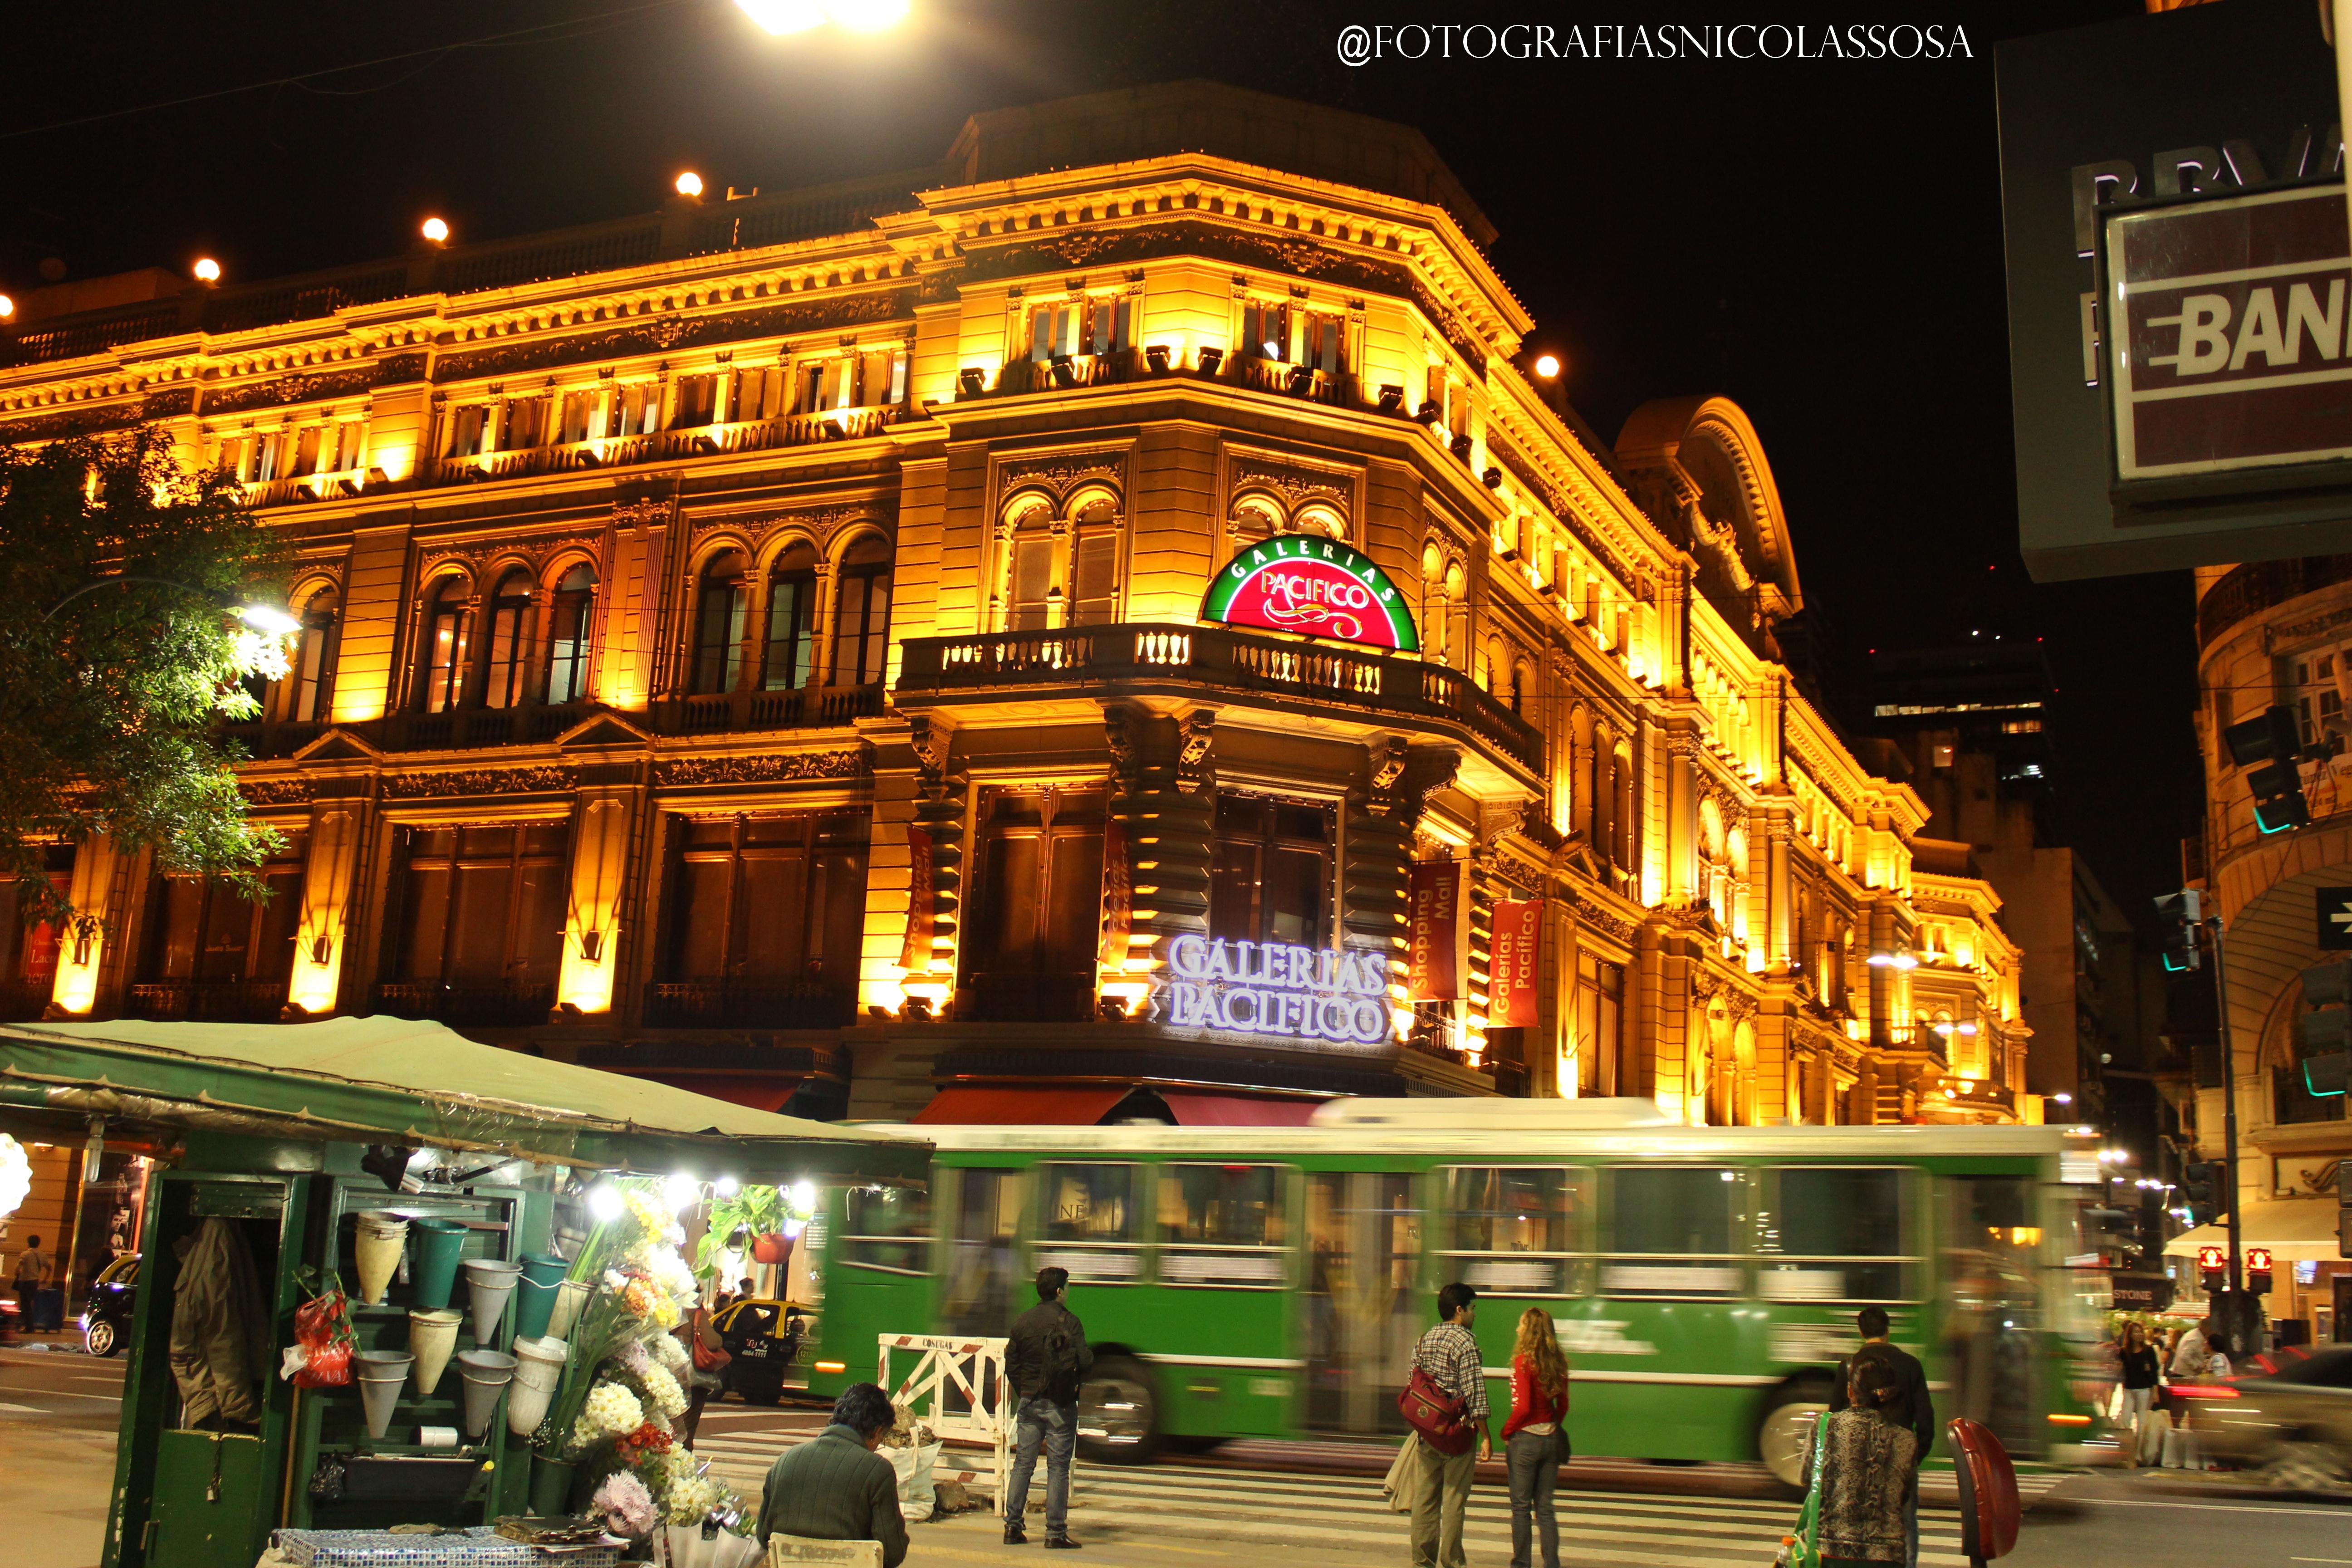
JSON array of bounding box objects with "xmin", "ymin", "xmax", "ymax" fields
[
  {"xmin": 655, "ymin": 813, "xmax": 867, "ymax": 1028},
  {"xmin": 1443, "ymin": 1166, "xmax": 1591, "ymax": 1296},
  {"xmin": 294, "ymin": 426, "xmax": 323, "ymax": 477},
  {"xmin": 795, "ymin": 362, "xmax": 827, "ymax": 414},
  {"xmin": 960, "ymin": 788, "xmax": 1106, "ymax": 1022},
  {"xmin": 446, "ymin": 406, "xmax": 487, "ymax": 459},
  {"xmin": 841, "ymin": 1185, "xmax": 931, "ymax": 1274},
  {"xmin": 333, "ymin": 423, "xmax": 365, "ymax": 471},
  {"xmin": 672, "ymin": 375, "xmax": 719, "ymax": 429},
  {"xmin": 1602, "ymin": 1166, "xmax": 1745, "ymax": 1296},
  {"xmin": 1243, "ymin": 300, "xmax": 1291, "ymax": 361},
  {"xmin": 1300, "ymin": 310, "xmax": 1348, "ymax": 374},
  {"xmin": 1008, "ymin": 535, "xmax": 1055, "ymax": 631},
  {"xmin": 1157, "ymin": 1165, "xmax": 1289, "ymax": 1286},
  {"xmin": 732, "ymin": 367, "xmax": 786, "ymax": 422},
  {"xmin": 1070, "ymin": 533, "xmax": 1118, "ymax": 627},
  {"xmin": 609, "ymin": 385, "xmax": 658, "ymax": 439},
  {"xmin": 1758, "ymin": 1167, "xmax": 1917, "ymax": 1303},
  {"xmin": 763, "ymin": 570, "xmax": 818, "ymax": 690},
  {"xmin": 137, "ymin": 835, "xmax": 306, "ymax": 998},
  {"xmin": 831, "ymin": 561, "xmax": 892, "ymax": 685},
  {"xmin": 1574, "ymin": 955, "xmax": 1624, "ymax": 1096},
  {"xmin": 388, "ymin": 823, "xmax": 569, "ymax": 1007},
  {"xmin": 559, "ymin": 391, "xmax": 599, "ymax": 444},
  {"xmin": 501, "ymin": 397, "xmax": 548, "ymax": 451},
  {"xmin": 1210, "ymin": 796, "xmax": 1332, "ymax": 949},
  {"xmin": 1035, "ymin": 1162, "xmax": 1143, "ymax": 1284},
  {"xmin": 942, "ymin": 1168, "xmax": 1026, "ymax": 1338}
]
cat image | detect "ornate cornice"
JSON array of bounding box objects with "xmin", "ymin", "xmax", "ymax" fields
[
  {"xmin": 387, "ymin": 765, "xmax": 578, "ymax": 798},
  {"xmin": 654, "ymin": 749, "xmax": 866, "ymax": 788},
  {"xmin": 433, "ymin": 292, "xmax": 913, "ymax": 385}
]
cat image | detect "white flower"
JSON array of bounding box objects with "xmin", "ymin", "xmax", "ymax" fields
[
  {"xmin": 639, "ymin": 1362, "xmax": 688, "ymax": 1419},
  {"xmin": 651, "ymin": 1333, "xmax": 689, "ymax": 1374},
  {"xmin": 574, "ymin": 1380, "xmax": 644, "ymax": 1446},
  {"xmin": 663, "ymin": 1472, "xmax": 730, "ymax": 1525}
]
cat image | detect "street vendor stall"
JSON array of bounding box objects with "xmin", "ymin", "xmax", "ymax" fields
[{"xmin": 0, "ymin": 1017, "xmax": 930, "ymax": 1568}]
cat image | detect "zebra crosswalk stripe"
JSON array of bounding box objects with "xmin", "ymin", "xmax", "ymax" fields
[{"xmin": 685, "ymin": 1431, "xmax": 2062, "ymax": 1568}]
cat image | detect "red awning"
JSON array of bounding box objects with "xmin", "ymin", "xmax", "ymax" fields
[
  {"xmin": 1156, "ymin": 1092, "xmax": 1325, "ymax": 1127},
  {"xmin": 638, "ymin": 1074, "xmax": 803, "ymax": 1114},
  {"xmin": 910, "ymin": 1086, "xmax": 1133, "ymax": 1125}
]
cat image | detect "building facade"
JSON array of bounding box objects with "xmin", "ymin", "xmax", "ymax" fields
[
  {"xmin": 2191, "ymin": 555, "xmax": 2352, "ymax": 1338},
  {"xmin": 0, "ymin": 83, "xmax": 2029, "ymax": 1128}
]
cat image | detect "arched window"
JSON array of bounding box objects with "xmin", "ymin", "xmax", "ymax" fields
[
  {"xmin": 764, "ymin": 542, "xmax": 819, "ymax": 690},
  {"xmin": 1293, "ymin": 503, "xmax": 1347, "ymax": 540},
  {"xmin": 832, "ymin": 536, "xmax": 892, "ymax": 686},
  {"xmin": 481, "ymin": 568, "xmax": 533, "ymax": 710},
  {"xmin": 419, "ymin": 577, "xmax": 470, "ymax": 714},
  {"xmin": 1069, "ymin": 492, "xmax": 1118, "ymax": 627},
  {"xmin": 1002, "ymin": 498, "xmax": 1055, "ymax": 632},
  {"xmin": 544, "ymin": 563, "xmax": 597, "ymax": 705},
  {"xmin": 1232, "ymin": 495, "xmax": 1283, "ymax": 545},
  {"xmin": 692, "ymin": 552, "xmax": 749, "ymax": 695},
  {"xmin": 289, "ymin": 586, "xmax": 340, "ymax": 724}
]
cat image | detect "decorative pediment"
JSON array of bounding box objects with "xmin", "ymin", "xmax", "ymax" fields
[
  {"xmin": 554, "ymin": 711, "xmax": 652, "ymax": 749},
  {"xmin": 290, "ymin": 729, "xmax": 382, "ymax": 764}
]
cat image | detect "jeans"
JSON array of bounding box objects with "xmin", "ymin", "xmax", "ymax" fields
[
  {"xmin": 1506, "ymin": 1430, "xmax": 1561, "ymax": 1568},
  {"xmin": 1005, "ymin": 1395, "xmax": 1077, "ymax": 1537},
  {"xmin": 1408, "ymin": 1436, "xmax": 1476, "ymax": 1568}
]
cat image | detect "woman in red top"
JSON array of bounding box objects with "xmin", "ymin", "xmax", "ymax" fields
[{"xmin": 1504, "ymin": 1306, "xmax": 1570, "ymax": 1568}]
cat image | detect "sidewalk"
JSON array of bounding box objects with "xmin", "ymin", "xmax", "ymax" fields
[{"xmin": 25, "ymin": 1420, "xmax": 114, "ymax": 1568}]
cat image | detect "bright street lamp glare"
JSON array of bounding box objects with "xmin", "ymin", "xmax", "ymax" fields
[
  {"xmin": 737, "ymin": 0, "xmax": 825, "ymax": 33},
  {"xmin": 0, "ymin": 294, "xmax": 13, "ymax": 320},
  {"xmin": 193, "ymin": 258, "xmax": 222, "ymax": 283},
  {"xmin": 421, "ymin": 216, "xmax": 450, "ymax": 244},
  {"xmin": 236, "ymin": 603, "xmax": 301, "ymax": 636},
  {"xmin": 675, "ymin": 171, "xmax": 704, "ymax": 198},
  {"xmin": 827, "ymin": 0, "xmax": 911, "ymax": 30},
  {"xmin": 1533, "ymin": 353, "xmax": 1560, "ymax": 379}
]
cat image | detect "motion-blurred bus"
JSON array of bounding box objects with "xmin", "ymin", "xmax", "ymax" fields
[{"xmin": 799, "ymin": 1099, "xmax": 2097, "ymax": 1483}]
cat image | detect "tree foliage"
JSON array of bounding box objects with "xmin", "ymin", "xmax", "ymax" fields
[{"xmin": 0, "ymin": 426, "xmax": 289, "ymax": 926}]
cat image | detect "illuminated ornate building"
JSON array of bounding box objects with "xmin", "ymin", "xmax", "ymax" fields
[
  {"xmin": 0, "ymin": 83, "xmax": 2029, "ymax": 1127},
  {"xmin": 2189, "ymin": 556, "xmax": 2352, "ymax": 1333}
]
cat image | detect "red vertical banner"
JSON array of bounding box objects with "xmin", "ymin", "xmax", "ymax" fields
[
  {"xmin": 1099, "ymin": 816, "xmax": 1132, "ymax": 968},
  {"xmin": 1490, "ymin": 898, "xmax": 1544, "ymax": 1028},
  {"xmin": 1407, "ymin": 860, "xmax": 1461, "ymax": 1001},
  {"xmin": 899, "ymin": 823, "xmax": 934, "ymax": 973}
]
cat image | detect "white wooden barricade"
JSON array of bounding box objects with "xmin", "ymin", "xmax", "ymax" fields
[{"xmin": 877, "ymin": 1333, "xmax": 1013, "ymax": 1519}]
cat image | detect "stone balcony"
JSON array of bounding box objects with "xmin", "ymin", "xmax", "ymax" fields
[{"xmin": 896, "ymin": 621, "xmax": 1544, "ymax": 779}]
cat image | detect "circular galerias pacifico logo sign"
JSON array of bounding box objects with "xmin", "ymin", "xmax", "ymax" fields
[{"xmin": 1198, "ymin": 535, "xmax": 1419, "ymax": 652}]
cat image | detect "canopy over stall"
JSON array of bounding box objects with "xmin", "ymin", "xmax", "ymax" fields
[
  {"xmin": 2161, "ymin": 1198, "xmax": 2345, "ymax": 1264},
  {"xmin": 0, "ymin": 1016, "xmax": 928, "ymax": 1185}
]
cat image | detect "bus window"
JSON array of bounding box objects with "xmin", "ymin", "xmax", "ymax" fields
[
  {"xmin": 1303, "ymin": 1171, "xmax": 1422, "ymax": 1435},
  {"xmin": 1945, "ymin": 1174, "xmax": 2043, "ymax": 1455},
  {"xmin": 1758, "ymin": 1167, "xmax": 1916, "ymax": 1303},
  {"xmin": 1158, "ymin": 1164, "xmax": 1289, "ymax": 1287},
  {"xmin": 842, "ymin": 1184, "xmax": 931, "ymax": 1274},
  {"xmin": 1035, "ymin": 1163, "xmax": 1143, "ymax": 1285},
  {"xmin": 942, "ymin": 1167, "xmax": 1025, "ymax": 1338},
  {"xmin": 1439, "ymin": 1167, "xmax": 1592, "ymax": 1296},
  {"xmin": 1603, "ymin": 1166, "xmax": 1745, "ymax": 1296}
]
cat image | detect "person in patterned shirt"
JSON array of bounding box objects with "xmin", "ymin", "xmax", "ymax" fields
[{"xmin": 1407, "ymin": 1281, "xmax": 1493, "ymax": 1568}]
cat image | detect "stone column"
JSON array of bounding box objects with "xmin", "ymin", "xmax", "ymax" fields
[
  {"xmin": 901, "ymin": 715, "xmax": 968, "ymax": 1016},
  {"xmin": 555, "ymin": 784, "xmax": 640, "ymax": 1017},
  {"xmin": 287, "ymin": 797, "xmax": 371, "ymax": 1015},
  {"xmin": 1132, "ymin": 710, "xmax": 1215, "ymax": 1024}
]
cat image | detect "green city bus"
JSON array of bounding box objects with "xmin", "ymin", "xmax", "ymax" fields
[{"xmin": 798, "ymin": 1100, "xmax": 2098, "ymax": 1484}]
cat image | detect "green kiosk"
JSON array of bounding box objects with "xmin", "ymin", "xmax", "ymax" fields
[{"xmin": 0, "ymin": 1017, "xmax": 929, "ymax": 1568}]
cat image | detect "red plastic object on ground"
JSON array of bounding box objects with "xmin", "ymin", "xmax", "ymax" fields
[{"xmin": 1945, "ymin": 1416, "xmax": 2021, "ymax": 1566}]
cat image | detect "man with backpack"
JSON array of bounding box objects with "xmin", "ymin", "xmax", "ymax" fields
[
  {"xmin": 10, "ymin": 1235, "xmax": 55, "ymax": 1332},
  {"xmin": 1406, "ymin": 1281, "xmax": 1492, "ymax": 1568},
  {"xmin": 1004, "ymin": 1265, "xmax": 1093, "ymax": 1550}
]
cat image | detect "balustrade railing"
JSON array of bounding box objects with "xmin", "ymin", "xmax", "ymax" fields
[
  {"xmin": 372, "ymin": 980, "xmax": 556, "ymax": 1028},
  {"xmin": 126, "ymin": 979, "xmax": 289, "ymax": 1024},
  {"xmin": 642, "ymin": 979, "xmax": 855, "ymax": 1029},
  {"xmin": 903, "ymin": 622, "xmax": 1544, "ymax": 774}
]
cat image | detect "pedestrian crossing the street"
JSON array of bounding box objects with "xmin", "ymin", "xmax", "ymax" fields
[{"xmin": 689, "ymin": 1428, "xmax": 2066, "ymax": 1568}]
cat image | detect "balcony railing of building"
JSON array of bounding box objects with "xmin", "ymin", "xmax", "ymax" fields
[
  {"xmin": 425, "ymin": 408, "xmax": 906, "ymax": 492},
  {"xmin": 0, "ymin": 980, "xmax": 55, "ymax": 1022},
  {"xmin": 373, "ymin": 980, "xmax": 557, "ymax": 1028},
  {"xmin": 228, "ymin": 686, "xmax": 880, "ymax": 757},
  {"xmin": 125, "ymin": 979, "xmax": 289, "ymax": 1024},
  {"xmin": 642, "ymin": 979, "xmax": 856, "ymax": 1030},
  {"xmin": 669, "ymin": 683, "xmax": 884, "ymax": 736},
  {"xmin": 899, "ymin": 622, "xmax": 1545, "ymax": 776},
  {"xmin": 956, "ymin": 345, "xmax": 1367, "ymax": 415}
]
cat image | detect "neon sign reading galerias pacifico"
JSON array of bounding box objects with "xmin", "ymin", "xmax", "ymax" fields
[{"xmin": 1154, "ymin": 934, "xmax": 1395, "ymax": 1045}]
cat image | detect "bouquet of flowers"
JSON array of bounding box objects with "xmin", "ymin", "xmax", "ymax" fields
[{"xmin": 281, "ymin": 1265, "xmax": 357, "ymax": 1389}]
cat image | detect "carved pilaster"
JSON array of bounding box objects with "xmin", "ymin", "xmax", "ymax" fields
[{"xmin": 1177, "ymin": 709, "xmax": 1216, "ymax": 795}]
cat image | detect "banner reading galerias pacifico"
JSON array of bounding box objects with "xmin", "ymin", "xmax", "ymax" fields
[
  {"xmin": 1490, "ymin": 897, "xmax": 1544, "ymax": 1028},
  {"xmin": 1406, "ymin": 860, "xmax": 1460, "ymax": 1001}
]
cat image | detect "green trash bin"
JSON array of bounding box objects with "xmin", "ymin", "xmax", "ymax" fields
[{"xmin": 410, "ymin": 1218, "xmax": 469, "ymax": 1311}]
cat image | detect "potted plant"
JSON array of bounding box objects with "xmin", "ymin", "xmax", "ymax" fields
[{"xmin": 695, "ymin": 1186, "xmax": 787, "ymax": 1277}]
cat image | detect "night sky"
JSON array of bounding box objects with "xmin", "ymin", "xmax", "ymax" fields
[{"xmin": 2, "ymin": 0, "xmax": 2192, "ymax": 916}]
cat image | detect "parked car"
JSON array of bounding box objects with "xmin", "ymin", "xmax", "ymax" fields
[
  {"xmin": 2175, "ymin": 1345, "xmax": 2352, "ymax": 1470},
  {"xmin": 711, "ymin": 1297, "xmax": 810, "ymax": 1405},
  {"xmin": 80, "ymin": 1255, "xmax": 138, "ymax": 1357}
]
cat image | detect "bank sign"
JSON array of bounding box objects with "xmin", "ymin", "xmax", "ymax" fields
[
  {"xmin": 1155, "ymin": 934, "xmax": 1394, "ymax": 1046},
  {"xmin": 2107, "ymin": 185, "xmax": 2352, "ymax": 480},
  {"xmin": 1199, "ymin": 536, "xmax": 1418, "ymax": 652}
]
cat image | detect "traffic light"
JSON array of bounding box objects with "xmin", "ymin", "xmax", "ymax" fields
[
  {"xmin": 2154, "ymin": 890, "xmax": 2203, "ymax": 971},
  {"xmin": 2223, "ymin": 706, "xmax": 2310, "ymax": 833},
  {"xmin": 2183, "ymin": 1161, "xmax": 2221, "ymax": 1227},
  {"xmin": 2246, "ymin": 1246, "xmax": 2274, "ymax": 1294},
  {"xmin": 2297, "ymin": 962, "xmax": 2352, "ymax": 1098},
  {"xmin": 2197, "ymin": 1244, "xmax": 2227, "ymax": 1292}
]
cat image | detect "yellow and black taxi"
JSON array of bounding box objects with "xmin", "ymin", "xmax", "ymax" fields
[{"xmin": 710, "ymin": 1297, "xmax": 814, "ymax": 1405}]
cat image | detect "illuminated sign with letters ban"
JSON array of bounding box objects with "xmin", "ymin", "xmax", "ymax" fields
[
  {"xmin": 1155, "ymin": 934, "xmax": 1393, "ymax": 1045},
  {"xmin": 1199, "ymin": 536, "xmax": 1418, "ymax": 652}
]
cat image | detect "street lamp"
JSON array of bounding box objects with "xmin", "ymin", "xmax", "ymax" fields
[
  {"xmin": 421, "ymin": 217, "xmax": 450, "ymax": 245},
  {"xmin": 674, "ymin": 171, "xmax": 704, "ymax": 198},
  {"xmin": 192, "ymin": 258, "xmax": 222, "ymax": 284},
  {"xmin": 44, "ymin": 576, "xmax": 299, "ymax": 635},
  {"xmin": 735, "ymin": 0, "xmax": 909, "ymax": 34}
]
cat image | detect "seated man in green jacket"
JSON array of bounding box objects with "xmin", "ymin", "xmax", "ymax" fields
[{"xmin": 756, "ymin": 1382, "xmax": 909, "ymax": 1568}]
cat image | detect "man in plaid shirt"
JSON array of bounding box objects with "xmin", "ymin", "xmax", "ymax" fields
[{"xmin": 1408, "ymin": 1281, "xmax": 1492, "ymax": 1568}]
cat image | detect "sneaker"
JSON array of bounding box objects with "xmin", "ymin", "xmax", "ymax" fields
[
  {"xmin": 1045, "ymin": 1538, "xmax": 1083, "ymax": 1551},
  {"xmin": 1004, "ymin": 1527, "xmax": 1029, "ymax": 1546}
]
